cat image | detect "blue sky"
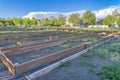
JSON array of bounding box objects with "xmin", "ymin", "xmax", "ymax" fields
[{"xmin": 0, "ymin": 0, "xmax": 120, "ymax": 18}]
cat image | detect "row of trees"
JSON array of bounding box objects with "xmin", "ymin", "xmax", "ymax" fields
[
  {"xmin": 0, "ymin": 10, "xmax": 120, "ymax": 28},
  {"xmin": 103, "ymin": 14, "xmax": 120, "ymax": 27},
  {"xmin": 40, "ymin": 10, "xmax": 96, "ymax": 27},
  {"xmin": 40, "ymin": 15, "xmax": 66, "ymax": 26},
  {"xmin": 0, "ymin": 17, "xmax": 37, "ymax": 27}
]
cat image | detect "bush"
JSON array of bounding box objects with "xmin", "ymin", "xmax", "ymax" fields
[
  {"xmin": 16, "ymin": 41, "xmax": 22, "ymax": 46},
  {"xmin": 99, "ymin": 49, "xmax": 108, "ymax": 58},
  {"xmin": 58, "ymin": 60, "xmax": 72, "ymax": 68},
  {"xmin": 98, "ymin": 62, "xmax": 120, "ymax": 80},
  {"xmin": 110, "ymin": 52, "xmax": 120, "ymax": 61},
  {"xmin": 82, "ymin": 47, "xmax": 97, "ymax": 57}
]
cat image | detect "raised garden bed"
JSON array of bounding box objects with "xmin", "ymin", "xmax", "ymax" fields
[
  {"xmin": 0, "ymin": 31, "xmax": 89, "ymax": 47},
  {"xmin": 0, "ymin": 35, "xmax": 112, "ymax": 76},
  {"xmin": 35, "ymin": 35, "xmax": 119, "ymax": 80}
]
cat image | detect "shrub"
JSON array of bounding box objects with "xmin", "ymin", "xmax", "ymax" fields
[
  {"xmin": 99, "ymin": 49, "xmax": 108, "ymax": 59},
  {"xmin": 98, "ymin": 61, "xmax": 120, "ymax": 80},
  {"xmin": 110, "ymin": 52, "xmax": 120, "ymax": 61},
  {"xmin": 82, "ymin": 48, "xmax": 97, "ymax": 57},
  {"xmin": 109, "ymin": 46, "xmax": 119, "ymax": 52},
  {"xmin": 59, "ymin": 60, "xmax": 72, "ymax": 68},
  {"xmin": 78, "ymin": 61, "xmax": 96, "ymax": 68},
  {"xmin": 16, "ymin": 41, "xmax": 22, "ymax": 46}
]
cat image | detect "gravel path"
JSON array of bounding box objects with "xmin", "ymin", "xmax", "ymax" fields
[{"xmin": 36, "ymin": 55, "xmax": 115, "ymax": 80}]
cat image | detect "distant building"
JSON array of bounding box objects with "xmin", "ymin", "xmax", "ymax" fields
[{"xmin": 88, "ymin": 25, "xmax": 109, "ymax": 29}]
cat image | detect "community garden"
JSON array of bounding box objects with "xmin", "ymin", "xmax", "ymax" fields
[{"xmin": 0, "ymin": 28, "xmax": 119, "ymax": 80}]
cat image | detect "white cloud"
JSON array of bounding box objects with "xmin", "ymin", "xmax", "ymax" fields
[
  {"xmin": 23, "ymin": 10, "xmax": 86, "ymax": 19},
  {"xmin": 23, "ymin": 5, "xmax": 120, "ymax": 20},
  {"xmin": 94, "ymin": 7, "xmax": 116, "ymax": 20}
]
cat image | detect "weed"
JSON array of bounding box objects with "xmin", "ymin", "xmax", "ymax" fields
[
  {"xmin": 110, "ymin": 52, "xmax": 120, "ymax": 61},
  {"xmin": 49, "ymin": 36, "xmax": 52, "ymax": 40},
  {"xmin": 86, "ymin": 38, "xmax": 97, "ymax": 42},
  {"xmin": 67, "ymin": 71, "xmax": 77, "ymax": 78},
  {"xmin": 82, "ymin": 48, "xmax": 97, "ymax": 57},
  {"xmin": 99, "ymin": 49, "xmax": 108, "ymax": 59},
  {"xmin": 109, "ymin": 46, "xmax": 119, "ymax": 52},
  {"xmin": 59, "ymin": 60, "xmax": 72, "ymax": 68},
  {"xmin": 78, "ymin": 61, "xmax": 96, "ymax": 68},
  {"xmin": 16, "ymin": 41, "xmax": 22, "ymax": 46},
  {"xmin": 89, "ymin": 68, "xmax": 96, "ymax": 73},
  {"xmin": 98, "ymin": 61, "xmax": 120, "ymax": 80}
]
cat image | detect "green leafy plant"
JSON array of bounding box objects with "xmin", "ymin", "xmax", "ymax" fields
[
  {"xmin": 82, "ymin": 48, "xmax": 97, "ymax": 57},
  {"xmin": 99, "ymin": 49, "xmax": 108, "ymax": 59},
  {"xmin": 109, "ymin": 46, "xmax": 119, "ymax": 52},
  {"xmin": 67, "ymin": 71, "xmax": 77, "ymax": 77},
  {"xmin": 16, "ymin": 41, "xmax": 22, "ymax": 46},
  {"xmin": 78, "ymin": 61, "xmax": 96, "ymax": 68},
  {"xmin": 89, "ymin": 68, "xmax": 96, "ymax": 73},
  {"xmin": 110, "ymin": 52, "xmax": 120, "ymax": 61},
  {"xmin": 98, "ymin": 62, "xmax": 120, "ymax": 80},
  {"xmin": 59, "ymin": 60, "xmax": 72, "ymax": 68}
]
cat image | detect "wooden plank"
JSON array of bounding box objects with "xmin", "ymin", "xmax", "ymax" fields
[
  {"xmin": 15, "ymin": 44, "xmax": 86, "ymax": 75},
  {"xmin": 2, "ymin": 35, "xmax": 94, "ymax": 56},
  {"xmin": 1, "ymin": 53, "xmax": 15, "ymax": 75}
]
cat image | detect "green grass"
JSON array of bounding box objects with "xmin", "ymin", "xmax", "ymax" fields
[
  {"xmin": 82, "ymin": 47, "xmax": 97, "ymax": 57},
  {"xmin": 78, "ymin": 61, "xmax": 96, "ymax": 68},
  {"xmin": 97, "ymin": 61, "xmax": 120, "ymax": 80},
  {"xmin": 58, "ymin": 60, "xmax": 72, "ymax": 68},
  {"xmin": 109, "ymin": 46, "xmax": 119, "ymax": 52},
  {"xmin": 99, "ymin": 49, "xmax": 108, "ymax": 59},
  {"xmin": 110, "ymin": 52, "xmax": 120, "ymax": 61},
  {"xmin": 67, "ymin": 71, "xmax": 77, "ymax": 78},
  {"xmin": 89, "ymin": 68, "xmax": 96, "ymax": 73}
]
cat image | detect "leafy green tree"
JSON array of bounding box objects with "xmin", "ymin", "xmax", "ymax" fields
[
  {"xmin": 49, "ymin": 16, "xmax": 55, "ymax": 26},
  {"xmin": 41, "ymin": 18, "xmax": 51, "ymax": 26},
  {"xmin": 68, "ymin": 13, "xmax": 80, "ymax": 26},
  {"xmin": 5, "ymin": 17, "xmax": 13, "ymax": 26},
  {"xmin": 54, "ymin": 19, "xmax": 61, "ymax": 26},
  {"xmin": 31, "ymin": 17, "xmax": 37, "ymax": 25},
  {"xmin": 23, "ymin": 18, "xmax": 31, "ymax": 27},
  {"xmin": 116, "ymin": 17, "xmax": 120, "ymax": 27},
  {"xmin": 12, "ymin": 17, "xmax": 23, "ymax": 26},
  {"xmin": 82, "ymin": 10, "xmax": 96, "ymax": 27},
  {"xmin": 0, "ymin": 17, "xmax": 5, "ymax": 26},
  {"xmin": 103, "ymin": 15, "xmax": 115, "ymax": 28},
  {"xmin": 58, "ymin": 15, "xmax": 66, "ymax": 26}
]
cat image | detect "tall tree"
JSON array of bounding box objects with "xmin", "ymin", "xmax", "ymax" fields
[
  {"xmin": 23, "ymin": 18, "xmax": 31, "ymax": 27},
  {"xmin": 31, "ymin": 17, "xmax": 37, "ymax": 25},
  {"xmin": 82, "ymin": 10, "xmax": 96, "ymax": 27},
  {"xmin": 0, "ymin": 17, "xmax": 5, "ymax": 26},
  {"xmin": 5, "ymin": 17, "xmax": 13, "ymax": 26},
  {"xmin": 54, "ymin": 19, "xmax": 61, "ymax": 26},
  {"xmin": 68, "ymin": 13, "xmax": 80, "ymax": 26},
  {"xmin": 12, "ymin": 17, "xmax": 23, "ymax": 26},
  {"xmin": 116, "ymin": 17, "xmax": 120, "ymax": 27},
  {"xmin": 41, "ymin": 18, "xmax": 50, "ymax": 26},
  {"xmin": 103, "ymin": 15, "xmax": 115, "ymax": 28},
  {"xmin": 58, "ymin": 15, "xmax": 66, "ymax": 26},
  {"xmin": 49, "ymin": 16, "xmax": 55, "ymax": 26}
]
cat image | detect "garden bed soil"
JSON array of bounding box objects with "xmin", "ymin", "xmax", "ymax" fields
[
  {"xmin": 7, "ymin": 36, "xmax": 105, "ymax": 64},
  {"xmin": 0, "ymin": 32, "xmax": 89, "ymax": 47}
]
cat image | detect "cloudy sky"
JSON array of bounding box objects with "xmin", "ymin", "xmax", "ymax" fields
[{"xmin": 0, "ymin": 0, "xmax": 120, "ymax": 18}]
